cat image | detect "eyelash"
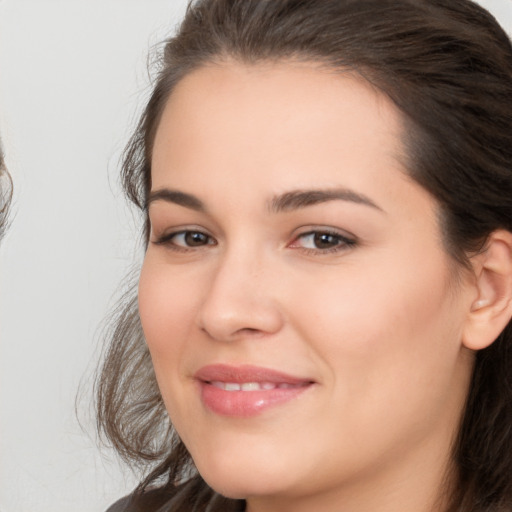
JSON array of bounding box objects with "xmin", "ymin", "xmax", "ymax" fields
[
  {"xmin": 153, "ymin": 230, "xmax": 217, "ymax": 252},
  {"xmin": 152, "ymin": 228, "xmax": 357, "ymax": 254},
  {"xmin": 289, "ymin": 229, "xmax": 357, "ymax": 254}
]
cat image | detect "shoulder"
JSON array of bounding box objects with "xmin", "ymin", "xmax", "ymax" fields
[
  {"xmin": 105, "ymin": 495, "xmax": 132, "ymax": 512},
  {"xmin": 104, "ymin": 487, "xmax": 176, "ymax": 512},
  {"xmin": 104, "ymin": 478, "xmax": 245, "ymax": 512}
]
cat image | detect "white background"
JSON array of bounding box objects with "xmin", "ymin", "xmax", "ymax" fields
[
  {"xmin": 0, "ymin": 1, "xmax": 510, "ymax": 511},
  {"xmin": 0, "ymin": 1, "xmax": 189, "ymax": 511}
]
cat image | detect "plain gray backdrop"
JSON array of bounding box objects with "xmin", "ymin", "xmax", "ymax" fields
[{"xmin": 0, "ymin": 1, "xmax": 510, "ymax": 511}]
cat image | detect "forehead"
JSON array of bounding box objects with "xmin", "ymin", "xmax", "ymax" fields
[{"xmin": 151, "ymin": 60, "xmax": 409, "ymax": 199}]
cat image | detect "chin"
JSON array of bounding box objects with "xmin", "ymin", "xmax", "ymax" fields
[{"xmin": 193, "ymin": 455, "xmax": 295, "ymax": 500}]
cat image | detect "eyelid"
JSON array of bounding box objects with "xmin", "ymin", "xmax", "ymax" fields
[
  {"xmin": 288, "ymin": 227, "xmax": 357, "ymax": 254},
  {"xmin": 151, "ymin": 226, "xmax": 217, "ymax": 249},
  {"xmin": 150, "ymin": 223, "xmax": 357, "ymax": 256}
]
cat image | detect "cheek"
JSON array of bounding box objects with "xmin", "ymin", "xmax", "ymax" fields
[
  {"xmin": 288, "ymin": 249, "xmax": 463, "ymax": 397},
  {"xmin": 138, "ymin": 257, "xmax": 198, "ymax": 369},
  {"xmin": 281, "ymin": 251, "xmax": 468, "ymax": 467}
]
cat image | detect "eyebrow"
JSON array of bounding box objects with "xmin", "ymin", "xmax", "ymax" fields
[
  {"xmin": 146, "ymin": 187, "xmax": 382, "ymax": 213},
  {"xmin": 269, "ymin": 188, "xmax": 383, "ymax": 213},
  {"xmin": 147, "ymin": 189, "xmax": 205, "ymax": 212}
]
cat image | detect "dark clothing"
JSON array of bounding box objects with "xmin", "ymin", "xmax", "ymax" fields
[
  {"xmin": 105, "ymin": 489, "xmax": 170, "ymax": 512},
  {"xmin": 106, "ymin": 478, "xmax": 245, "ymax": 512}
]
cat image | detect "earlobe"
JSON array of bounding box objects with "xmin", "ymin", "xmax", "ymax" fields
[{"xmin": 462, "ymin": 230, "xmax": 512, "ymax": 351}]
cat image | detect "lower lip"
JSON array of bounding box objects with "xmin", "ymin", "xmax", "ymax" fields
[{"xmin": 199, "ymin": 382, "xmax": 311, "ymax": 417}]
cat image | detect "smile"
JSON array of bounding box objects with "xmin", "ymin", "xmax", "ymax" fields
[
  {"xmin": 210, "ymin": 381, "xmax": 305, "ymax": 391},
  {"xmin": 195, "ymin": 364, "xmax": 314, "ymax": 417}
]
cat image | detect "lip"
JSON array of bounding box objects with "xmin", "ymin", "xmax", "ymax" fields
[{"xmin": 194, "ymin": 364, "xmax": 314, "ymax": 417}]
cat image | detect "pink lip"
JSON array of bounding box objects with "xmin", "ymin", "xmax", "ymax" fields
[{"xmin": 194, "ymin": 364, "xmax": 314, "ymax": 417}]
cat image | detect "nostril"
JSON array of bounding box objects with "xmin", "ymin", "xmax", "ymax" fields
[
  {"xmin": 237, "ymin": 327, "xmax": 265, "ymax": 337},
  {"xmin": 200, "ymin": 324, "xmax": 268, "ymax": 342}
]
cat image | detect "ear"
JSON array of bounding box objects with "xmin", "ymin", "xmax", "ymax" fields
[{"xmin": 463, "ymin": 230, "xmax": 512, "ymax": 351}]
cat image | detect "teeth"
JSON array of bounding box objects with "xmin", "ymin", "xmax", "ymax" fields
[
  {"xmin": 209, "ymin": 381, "xmax": 285, "ymax": 391},
  {"xmin": 241, "ymin": 382, "xmax": 260, "ymax": 391}
]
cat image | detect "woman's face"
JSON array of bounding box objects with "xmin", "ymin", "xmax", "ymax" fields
[{"xmin": 139, "ymin": 62, "xmax": 475, "ymax": 511}]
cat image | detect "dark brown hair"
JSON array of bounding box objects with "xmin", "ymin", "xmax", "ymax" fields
[{"xmin": 96, "ymin": 1, "xmax": 512, "ymax": 510}]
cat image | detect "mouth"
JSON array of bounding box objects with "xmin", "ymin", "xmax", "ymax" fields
[
  {"xmin": 194, "ymin": 364, "xmax": 314, "ymax": 417},
  {"xmin": 209, "ymin": 381, "xmax": 306, "ymax": 391}
]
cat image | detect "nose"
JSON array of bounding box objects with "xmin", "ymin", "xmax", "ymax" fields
[{"xmin": 197, "ymin": 249, "xmax": 284, "ymax": 342}]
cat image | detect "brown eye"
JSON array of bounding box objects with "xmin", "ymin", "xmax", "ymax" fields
[
  {"xmin": 184, "ymin": 231, "xmax": 210, "ymax": 246},
  {"xmin": 154, "ymin": 230, "xmax": 216, "ymax": 249},
  {"xmin": 289, "ymin": 230, "xmax": 357, "ymax": 253},
  {"xmin": 312, "ymin": 232, "xmax": 342, "ymax": 249}
]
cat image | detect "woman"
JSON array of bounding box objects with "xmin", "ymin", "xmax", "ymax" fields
[{"xmin": 98, "ymin": 1, "xmax": 512, "ymax": 511}]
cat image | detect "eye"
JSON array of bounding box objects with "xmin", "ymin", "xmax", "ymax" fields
[
  {"xmin": 153, "ymin": 230, "xmax": 216, "ymax": 249},
  {"xmin": 289, "ymin": 229, "xmax": 356, "ymax": 253}
]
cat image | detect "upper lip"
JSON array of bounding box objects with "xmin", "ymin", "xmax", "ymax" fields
[{"xmin": 194, "ymin": 364, "xmax": 314, "ymax": 385}]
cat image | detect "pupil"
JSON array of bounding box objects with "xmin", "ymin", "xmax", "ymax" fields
[
  {"xmin": 314, "ymin": 233, "xmax": 337, "ymax": 248},
  {"xmin": 186, "ymin": 232, "xmax": 207, "ymax": 246}
]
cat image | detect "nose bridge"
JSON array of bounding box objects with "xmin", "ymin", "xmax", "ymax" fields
[{"xmin": 197, "ymin": 241, "xmax": 283, "ymax": 341}]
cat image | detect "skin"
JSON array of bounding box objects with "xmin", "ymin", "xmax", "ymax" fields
[{"xmin": 139, "ymin": 61, "xmax": 478, "ymax": 512}]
